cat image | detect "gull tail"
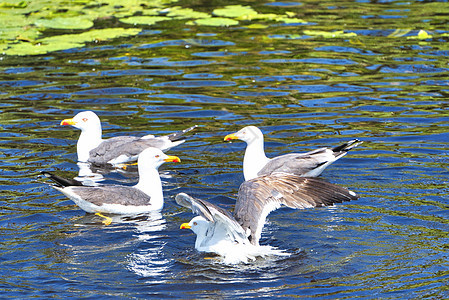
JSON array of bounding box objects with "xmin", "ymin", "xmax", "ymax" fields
[
  {"xmin": 165, "ymin": 125, "xmax": 198, "ymax": 142},
  {"xmin": 332, "ymin": 139, "xmax": 363, "ymax": 157},
  {"xmin": 41, "ymin": 171, "xmax": 83, "ymax": 187}
]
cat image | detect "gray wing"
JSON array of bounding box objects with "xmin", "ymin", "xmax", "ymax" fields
[
  {"xmin": 175, "ymin": 193, "xmax": 248, "ymax": 243},
  {"xmin": 88, "ymin": 136, "xmax": 172, "ymax": 164},
  {"xmin": 234, "ymin": 173, "xmax": 358, "ymax": 245},
  {"xmin": 258, "ymin": 140, "xmax": 362, "ymax": 177},
  {"xmin": 69, "ymin": 185, "xmax": 153, "ymax": 206},
  {"xmin": 258, "ymin": 149, "xmax": 331, "ymax": 177}
]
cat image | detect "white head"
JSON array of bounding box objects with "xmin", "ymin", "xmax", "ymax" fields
[
  {"xmin": 60, "ymin": 111, "xmax": 102, "ymax": 132},
  {"xmin": 137, "ymin": 147, "xmax": 180, "ymax": 171},
  {"xmin": 180, "ymin": 216, "xmax": 210, "ymax": 237},
  {"xmin": 224, "ymin": 126, "xmax": 263, "ymax": 144}
]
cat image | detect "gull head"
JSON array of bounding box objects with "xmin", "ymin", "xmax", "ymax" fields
[
  {"xmin": 60, "ymin": 111, "xmax": 101, "ymax": 132},
  {"xmin": 180, "ymin": 216, "xmax": 210, "ymax": 237},
  {"xmin": 224, "ymin": 126, "xmax": 263, "ymax": 144},
  {"xmin": 138, "ymin": 147, "xmax": 180, "ymax": 170}
]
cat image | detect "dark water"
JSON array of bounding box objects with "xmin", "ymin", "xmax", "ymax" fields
[{"xmin": 2, "ymin": 0, "xmax": 449, "ymax": 298}]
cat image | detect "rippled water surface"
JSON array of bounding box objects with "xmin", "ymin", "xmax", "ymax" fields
[{"xmin": 2, "ymin": 0, "xmax": 449, "ymax": 298}]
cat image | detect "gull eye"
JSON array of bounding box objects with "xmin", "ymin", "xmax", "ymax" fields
[
  {"xmin": 193, "ymin": 222, "xmax": 197, "ymax": 226},
  {"xmin": 82, "ymin": 118, "xmax": 88, "ymax": 122},
  {"xmin": 155, "ymin": 155, "xmax": 160, "ymax": 158}
]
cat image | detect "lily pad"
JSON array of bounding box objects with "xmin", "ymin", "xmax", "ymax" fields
[
  {"xmin": 119, "ymin": 16, "xmax": 170, "ymax": 25},
  {"xmin": 304, "ymin": 30, "xmax": 357, "ymax": 38},
  {"xmin": 213, "ymin": 5, "xmax": 257, "ymax": 18},
  {"xmin": 4, "ymin": 41, "xmax": 86, "ymax": 56},
  {"xmin": 166, "ymin": 6, "xmax": 210, "ymax": 19},
  {"xmin": 4, "ymin": 28, "xmax": 142, "ymax": 56},
  {"xmin": 35, "ymin": 16, "xmax": 94, "ymax": 30},
  {"xmin": 276, "ymin": 17, "xmax": 306, "ymax": 23},
  {"xmin": 187, "ymin": 17, "xmax": 239, "ymax": 27}
]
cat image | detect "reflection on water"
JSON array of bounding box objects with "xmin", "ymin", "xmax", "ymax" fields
[{"xmin": 1, "ymin": 0, "xmax": 449, "ymax": 298}]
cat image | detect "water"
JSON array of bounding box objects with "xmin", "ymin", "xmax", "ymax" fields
[{"xmin": 2, "ymin": 0, "xmax": 449, "ymax": 298}]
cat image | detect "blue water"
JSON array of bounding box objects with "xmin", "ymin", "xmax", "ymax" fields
[{"xmin": 2, "ymin": 0, "xmax": 449, "ymax": 298}]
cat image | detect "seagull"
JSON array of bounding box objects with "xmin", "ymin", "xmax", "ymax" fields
[
  {"xmin": 60, "ymin": 110, "xmax": 196, "ymax": 166},
  {"xmin": 42, "ymin": 147, "xmax": 180, "ymax": 214},
  {"xmin": 224, "ymin": 126, "xmax": 362, "ymax": 181},
  {"xmin": 177, "ymin": 173, "xmax": 358, "ymax": 264}
]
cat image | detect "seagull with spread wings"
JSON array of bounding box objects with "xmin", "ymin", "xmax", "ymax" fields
[{"xmin": 177, "ymin": 173, "xmax": 358, "ymax": 264}]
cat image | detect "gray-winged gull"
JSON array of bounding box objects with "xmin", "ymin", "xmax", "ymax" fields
[
  {"xmin": 42, "ymin": 147, "xmax": 180, "ymax": 214},
  {"xmin": 61, "ymin": 110, "xmax": 196, "ymax": 166},
  {"xmin": 177, "ymin": 173, "xmax": 358, "ymax": 264},
  {"xmin": 224, "ymin": 126, "xmax": 362, "ymax": 181}
]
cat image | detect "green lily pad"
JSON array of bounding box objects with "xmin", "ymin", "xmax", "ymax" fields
[
  {"xmin": 119, "ymin": 16, "xmax": 170, "ymax": 25},
  {"xmin": 213, "ymin": 5, "xmax": 257, "ymax": 18},
  {"xmin": 166, "ymin": 6, "xmax": 210, "ymax": 19},
  {"xmin": 0, "ymin": 1, "xmax": 27, "ymax": 8},
  {"xmin": 304, "ymin": 30, "xmax": 357, "ymax": 38},
  {"xmin": 35, "ymin": 16, "xmax": 94, "ymax": 30},
  {"xmin": 276, "ymin": 16, "xmax": 306, "ymax": 24},
  {"xmin": 4, "ymin": 41, "xmax": 86, "ymax": 56},
  {"xmin": 187, "ymin": 17, "xmax": 239, "ymax": 27},
  {"xmin": 4, "ymin": 28, "xmax": 142, "ymax": 56}
]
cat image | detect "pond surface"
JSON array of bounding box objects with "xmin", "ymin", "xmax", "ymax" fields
[{"xmin": 1, "ymin": 0, "xmax": 449, "ymax": 298}]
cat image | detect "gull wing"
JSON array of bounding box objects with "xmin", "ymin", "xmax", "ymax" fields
[
  {"xmin": 175, "ymin": 193, "xmax": 248, "ymax": 243},
  {"xmin": 234, "ymin": 173, "xmax": 358, "ymax": 245}
]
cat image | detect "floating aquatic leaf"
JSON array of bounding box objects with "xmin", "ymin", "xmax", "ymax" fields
[
  {"xmin": 188, "ymin": 17, "xmax": 239, "ymax": 27},
  {"xmin": 304, "ymin": 30, "xmax": 357, "ymax": 38},
  {"xmin": 0, "ymin": 1, "xmax": 27, "ymax": 8},
  {"xmin": 238, "ymin": 13, "xmax": 278, "ymax": 21},
  {"xmin": 4, "ymin": 28, "xmax": 141, "ymax": 56},
  {"xmin": 119, "ymin": 16, "xmax": 170, "ymax": 25},
  {"xmin": 166, "ymin": 6, "xmax": 210, "ymax": 19},
  {"xmin": 4, "ymin": 41, "xmax": 86, "ymax": 56},
  {"xmin": 35, "ymin": 16, "xmax": 94, "ymax": 30},
  {"xmin": 213, "ymin": 5, "xmax": 257, "ymax": 18},
  {"xmin": 276, "ymin": 16, "xmax": 306, "ymax": 23}
]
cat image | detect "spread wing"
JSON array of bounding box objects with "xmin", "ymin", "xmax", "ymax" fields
[
  {"xmin": 175, "ymin": 193, "xmax": 248, "ymax": 243},
  {"xmin": 234, "ymin": 173, "xmax": 358, "ymax": 245}
]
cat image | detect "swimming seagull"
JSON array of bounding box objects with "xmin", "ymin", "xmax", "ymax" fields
[
  {"xmin": 60, "ymin": 110, "xmax": 196, "ymax": 166},
  {"xmin": 224, "ymin": 126, "xmax": 362, "ymax": 181},
  {"xmin": 176, "ymin": 173, "xmax": 358, "ymax": 264},
  {"xmin": 42, "ymin": 147, "xmax": 180, "ymax": 214}
]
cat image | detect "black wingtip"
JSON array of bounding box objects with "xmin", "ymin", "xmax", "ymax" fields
[
  {"xmin": 40, "ymin": 171, "xmax": 83, "ymax": 187},
  {"xmin": 332, "ymin": 139, "xmax": 363, "ymax": 153},
  {"xmin": 167, "ymin": 125, "xmax": 198, "ymax": 141}
]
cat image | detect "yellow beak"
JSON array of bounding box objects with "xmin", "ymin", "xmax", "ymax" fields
[
  {"xmin": 180, "ymin": 223, "xmax": 191, "ymax": 229},
  {"xmin": 164, "ymin": 155, "xmax": 181, "ymax": 163},
  {"xmin": 224, "ymin": 133, "xmax": 238, "ymax": 141},
  {"xmin": 60, "ymin": 118, "xmax": 76, "ymax": 126}
]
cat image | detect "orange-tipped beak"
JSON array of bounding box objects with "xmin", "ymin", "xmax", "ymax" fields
[
  {"xmin": 180, "ymin": 223, "xmax": 191, "ymax": 229},
  {"xmin": 60, "ymin": 118, "xmax": 76, "ymax": 126},
  {"xmin": 165, "ymin": 155, "xmax": 181, "ymax": 163},
  {"xmin": 224, "ymin": 133, "xmax": 238, "ymax": 141}
]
